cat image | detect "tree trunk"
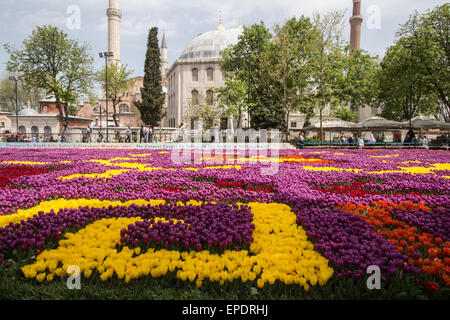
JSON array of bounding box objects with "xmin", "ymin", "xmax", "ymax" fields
[
  {"xmin": 56, "ymin": 95, "xmax": 69, "ymax": 136},
  {"xmin": 320, "ymin": 108, "xmax": 323, "ymax": 143},
  {"xmin": 113, "ymin": 101, "xmax": 119, "ymax": 127}
]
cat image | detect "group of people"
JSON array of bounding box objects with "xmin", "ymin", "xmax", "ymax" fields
[
  {"xmin": 339, "ymin": 133, "xmax": 375, "ymax": 148},
  {"xmin": 298, "ymin": 132, "xmax": 373, "ymax": 149},
  {"xmin": 171, "ymin": 123, "xmax": 222, "ymax": 143},
  {"xmin": 4, "ymin": 133, "xmax": 63, "ymax": 143},
  {"xmin": 139, "ymin": 125, "xmax": 153, "ymax": 143},
  {"xmin": 298, "ymin": 130, "xmax": 433, "ymax": 149}
]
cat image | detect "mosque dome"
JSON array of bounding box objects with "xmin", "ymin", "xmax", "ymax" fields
[
  {"xmin": 18, "ymin": 108, "xmax": 39, "ymax": 116},
  {"xmin": 179, "ymin": 27, "xmax": 243, "ymax": 60}
]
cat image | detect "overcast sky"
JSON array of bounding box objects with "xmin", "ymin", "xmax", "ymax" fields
[{"xmin": 0, "ymin": 0, "xmax": 447, "ymax": 79}]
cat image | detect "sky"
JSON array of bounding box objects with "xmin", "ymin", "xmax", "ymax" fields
[{"xmin": 0, "ymin": 0, "xmax": 447, "ymax": 80}]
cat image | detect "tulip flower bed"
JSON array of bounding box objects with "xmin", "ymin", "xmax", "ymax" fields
[{"xmin": 0, "ymin": 148, "xmax": 449, "ymax": 300}]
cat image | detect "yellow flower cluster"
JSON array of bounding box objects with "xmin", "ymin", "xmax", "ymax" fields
[
  {"xmin": 366, "ymin": 163, "xmax": 450, "ymax": 177},
  {"xmin": 128, "ymin": 153, "xmax": 153, "ymax": 157},
  {"xmin": 369, "ymin": 154, "xmax": 399, "ymax": 158},
  {"xmin": 233, "ymin": 156, "xmax": 325, "ymax": 163},
  {"xmin": 184, "ymin": 165, "xmax": 242, "ymax": 171},
  {"xmin": 86, "ymin": 157, "xmax": 241, "ymax": 172},
  {"xmin": 58, "ymin": 169, "xmax": 129, "ymax": 181},
  {"xmin": 301, "ymin": 166, "xmax": 362, "ymax": 173},
  {"xmin": 22, "ymin": 201, "xmax": 334, "ymax": 290},
  {"xmin": 2, "ymin": 161, "xmax": 49, "ymax": 165},
  {"xmin": 300, "ymin": 162, "xmax": 450, "ymax": 178}
]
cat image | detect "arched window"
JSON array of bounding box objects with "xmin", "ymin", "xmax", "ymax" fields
[
  {"xmin": 31, "ymin": 126, "xmax": 39, "ymax": 138},
  {"xmin": 119, "ymin": 104, "xmax": 129, "ymax": 113},
  {"xmin": 18, "ymin": 126, "xmax": 26, "ymax": 134},
  {"xmin": 206, "ymin": 89, "xmax": 214, "ymax": 105},
  {"xmin": 192, "ymin": 68, "xmax": 198, "ymax": 82},
  {"xmin": 44, "ymin": 126, "xmax": 52, "ymax": 138},
  {"xmin": 191, "ymin": 90, "xmax": 199, "ymax": 105},
  {"xmin": 207, "ymin": 68, "xmax": 214, "ymax": 81}
]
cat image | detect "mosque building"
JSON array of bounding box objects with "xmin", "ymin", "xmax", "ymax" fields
[{"xmin": 78, "ymin": 0, "xmax": 376, "ymax": 138}]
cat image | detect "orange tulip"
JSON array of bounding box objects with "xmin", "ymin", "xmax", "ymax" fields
[{"xmin": 424, "ymin": 282, "xmax": 439, "ymax": 291}]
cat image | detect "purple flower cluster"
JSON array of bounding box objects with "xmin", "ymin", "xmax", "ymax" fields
[
  {"xmin": 392, "ymin": 207, "xmax": 450, "ymax": 242},
  {"xmin": 293, "ymin": 204, "xmax": 421, "ymax": 280},
  {"xmin": 119, "ymin": 203, "xmax": 254, "ymax": 252},
  {"xmin": 0, "ymin": 202, "xmax": 254, "ymax": 264}
]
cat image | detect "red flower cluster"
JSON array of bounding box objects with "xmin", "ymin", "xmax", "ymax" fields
[
  {"xmin": 315, "ymin": 180, "xmax": 375, "ymax": 197},
  {"xmin": 281, "ymin": 155, "xmax": 333, "ymax": 164},
  {"xmin": 215, "ymin": 180, "xmax": 274, "ymax": 193},
  {"xmin": 156, "ymin": 186, "xmax": 186, "ymax": 193},
  {"xmin": 0, "ymin": 166, "xmax": 52, "ymax": 189},
  {"xmin": 316, "ymin": 180, "xmax": 435, "ymax": 197}
]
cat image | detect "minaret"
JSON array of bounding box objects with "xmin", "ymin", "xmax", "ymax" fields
[
  {"xmin": 349, "ymin": 0, "xmax": 363, "ymax": 51},
  {"xmin": 107, "ymin": 0, "xmax": 121, "ymax": 64},
  {"xmin": 161, "ymin": 30, "xmax": 168, "ymax": 79},
  {"xmin": 217, "ymin": 12, "xmax": 225, "ymax": 31}
]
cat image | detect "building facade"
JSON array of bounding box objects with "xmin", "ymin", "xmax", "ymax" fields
[{"xmin": 166, "ymin": 22, "xmax": 243, "ymax": 129}]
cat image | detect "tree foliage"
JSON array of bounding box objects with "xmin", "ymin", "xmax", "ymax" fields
[
  {"xmin": 220, "ymin": 22, "xmax": 284, "ymax": 130},
  {"xmin": 379, "ymin": 36, "xmax": 439, "ymax": 124},
  {"xmin": 215, "ymin": 73, "xmax": 251, "ymax": 129},
  {"xmin": 98, "ymin": 63, "xmax": 135, "ymax": 127},
  {"xmin": 264, "ymin": 16, "xmax": 319, "ymax": 137},
  {"xmin": 396, "ymin": 4, "xmax": 449, "ymax": 122},
  {"xmin": 0, "ymin": 74, "xmax": 45, "ymax": 112},
  {"xmin": 378, "ymin": 5, "xmax": 448, "ymax": 124},
  {"xmin": 184, "ymin": 92, "xmax": 223, "ymax": 131},
  {"xmin": 4, "ymin": 25, "xmax": 95, "ymax": 134},
  {"xmin": 134, "ymin": 27, "xmax": 165, "ymax": 127}
]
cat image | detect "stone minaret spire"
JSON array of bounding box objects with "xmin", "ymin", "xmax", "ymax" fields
[
  {"xmin": 349, "ymin": 0, "xmax": 363, "ymax": 51},
  {"xmin": 217, "ymin": 12, "xmax": 225, "ymax": 31},
  {"xmin": 107, "ymin": 0, "xmax": 122, "ymax": 64},
  {"xmin": 161, "ymin": 30, "xmax": 168, "ymax": 78}
]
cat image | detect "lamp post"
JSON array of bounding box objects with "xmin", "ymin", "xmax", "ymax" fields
[
  {"xmin": 8, "ymin": 76, "xmax": 21, "ymax": 134},
  {"xmin": 99, "ymin": 51, "xmax": 114, "ymax": 142}
]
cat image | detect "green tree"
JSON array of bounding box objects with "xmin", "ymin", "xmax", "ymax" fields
[
  {"xmin": 215, "ymin": 73, "xmax": 252, "ymax": 129},
  {"xmin": 0, "ymin": 74, "xmax": 45, "ymax": 112},
  {"xmin": 342, "ymin": 48, "xmax": 381, "ymax": 116},
  {"xmin": 134, "ymin": 27, "xmax": 165, "ymax": 128},
  {"xmin": 332, "ymin": 106, "xmax": 356, "ymax": 122},
  {"xmin": 309, "ymin": 10, "xmax": 348, "ymax": 141},
  {"xmin": 379, "ymin": 35, "xmax": 439, "ymax": 125},
  {"xmin": 398, "ymin": 4, "xmax": 449, "ymax": 121},
  {"xmin": 4, "ymin": 25, "xmax": 95, "ymax": 135},
  {"xmin": 263, "ymin": 16, "xmax": 319, "ymax": 138},
  {"xmin": 98, "ymin": 63, "xmax": 135, "ymax": 127},
  {"xmin": 221, "ymin": 23, "xmax": 283, "ymax": 130},
  {"xmin": 184, "ymin": 92, "xmax": 222, "ymax": 131}
]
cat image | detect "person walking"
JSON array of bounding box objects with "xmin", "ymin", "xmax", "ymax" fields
[
  {"xmin": 180, "ymin": 123, "xmax": 186, "ymax": 142},
  {"xmin": 213, "ymin": 123, "xmax": 220, "ymax": 143},
  {"xmin": 125, "ymin": 126, "xmax": 131, "ymax": 143},
  {"xmin": 143, "ymin": 126, "xmax": 149, "ymax": 143},
  {"xmin": 358, "ymin": 136, "xmax": 364, "ymax": 149},
  {"xmin": 298, "ymin": 132, "xmax": 305, "ymax": 149},
  {"xmin": 86, "ymin": 124, "xmax": 92, "ymax": 143},
  {"xmin": 148, "ymin": 126, "xmax": 153, "ymax": 143},
  {"xmin": 139, "ymin": 125, "xmax": 144, "ymax": 143}
]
